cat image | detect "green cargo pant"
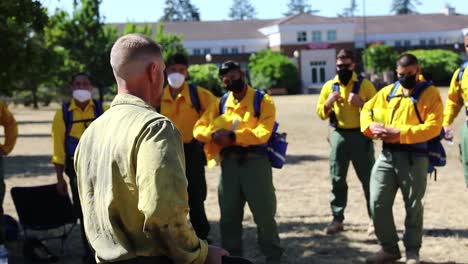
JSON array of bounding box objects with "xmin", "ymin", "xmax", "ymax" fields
[
  {"xmin": 184, "ymin": 140, "xmax": 210, "ymax": 240},
  {"xmin": 219, "ymin": 152, "xmax": 283, "ymax": 260},
  {"xmin": 460, "ymin": 124, "xmax": 468, "ymax": 187},
  {"xmin": 329, "ymin": 129, "xmax": 375, "ymax": 221},
  {"xmin": 0, "ymin": 156, "xmax": 5, "ymax": 245},
  {"xmin": 370, "ymin": 149, "xmax": 428, "ymax": 255}
]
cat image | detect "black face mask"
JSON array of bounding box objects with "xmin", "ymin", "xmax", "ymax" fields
[
  {"xmin": 226, "ymin": 78, "xmax": 245, "ymax": 93},
  {"xmin": 398, "ymin": 74, "xmax": 417, "ymax": 89},
  {"xmin": 337, "ymin": 69, "xmax": 353, "ymax": 85}
]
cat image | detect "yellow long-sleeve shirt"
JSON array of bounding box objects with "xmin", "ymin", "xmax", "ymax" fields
[
  {"xmin": 193, "ymin": 86, "xmax": 276, "ymax": 167},
  {"xmin": 51, "ymin": 99, "xmax": 108, "ymax": 165},
  {"xmin": 0, "ymin": 101, "xmax": 17, "ymax": 155},
  {"xmin": 160, "ymin": 83, "xmax": 216, "ymax": 144},
  {"xmin": 443, "ymin": 66, "xmax": 468, "ymax": 126},
  {"xmin": 316, "ymin": 73, "xmax": 377, "ymax": 129},
  {"xmin": 361, "ymin": 78, "xmax": 443, "ymax": 144},
  {"xmin": 74, "ymin": 94, "xmax": 207, "ymax": 263}
]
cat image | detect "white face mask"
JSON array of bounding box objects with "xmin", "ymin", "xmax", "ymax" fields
[
  {"xmin": 73, "ymin": 89, "xmax": 92, "ymax": 103},
  {"xmin": 167, "ymin": 72, "xmax": 185, "ymax": 89}
]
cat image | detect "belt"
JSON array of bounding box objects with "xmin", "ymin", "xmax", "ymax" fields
[
  {"xmin": 335, "ymin": 127, "xmax": 361, "ymax": 132},
  {"xmin": 221, "ymin": 145, "xmax": 267, "ymax": 159},
  {"xmin": 382, "ymin": 143, "xmax": 427, "ymax": 154}
]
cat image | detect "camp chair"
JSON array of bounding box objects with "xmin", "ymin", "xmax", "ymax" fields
[{"xmin": 10, "ymin": 184, "xmax": 77, "ymax": 255}]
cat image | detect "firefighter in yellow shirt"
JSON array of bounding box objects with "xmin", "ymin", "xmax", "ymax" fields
[
  {"xmin": 442, "ymin": 33, "xmax": 468, "ymax": 187},
  {"xmin": 193, "ymin": 61, "xmax": 283, "ymax": 263},
  {"xmin": 361, "ymin": 54, "xmax": 443, "ymax": 264},
  {"xmin": 316, "ymin": 49, "xmax": 377, "ymax": 235},
  {"xmin": 0, "ymin": 101, "xmax": 17, "ymax": 259},
  {"xmin": 51, "ymin": 72, "xmax": 107, "ymax": 261},
  {"xmin": 160, "ymin": 53, "xmax": 216, "ymax": 240}
]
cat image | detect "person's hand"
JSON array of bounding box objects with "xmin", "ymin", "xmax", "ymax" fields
[
  {"xmin": 212, "ymin": 129, "xmax": 234, "ymax": 147},
  {"xmin": 325, "ymin": 91, "xmax": 342, "ymax": 109},
  {"xmin": 348, "ymin": 93, "xmax": 364, "ymax": 107},
  {"xmin": 444, "ymin": 126, "xmax": 454, "ymax": 141},
  {"xmin": 56, "ymin": 178, "xmax": 68, "ymax": 196},
  {"xmin": 204, "ymin": 245, "xmax": 229, "ymax": 264},
  {"xmin": 380, "ymin": 126, "xmax": 400, "ymax": 140},
  {"xmin": 369, "ymin": 123, "xmax": 386, "ymax": 137}
]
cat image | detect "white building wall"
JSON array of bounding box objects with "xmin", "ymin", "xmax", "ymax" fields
[
  {"xmin": 183, "ymin": 38, "xmax": 269, "ymax": 55},
  {"xmin": 300, "ymin": 49, "xmax": 337, "ymax": 91},
  {"xmin": 355, "ymin": 30, "xmax": 465, "ymax": 48},
  {"xmin": 278, "ymin": 24, "xmax": 355, "ymax": 45}
]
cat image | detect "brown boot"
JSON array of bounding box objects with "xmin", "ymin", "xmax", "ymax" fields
[
  {"xmin": 365, "ymin": 249, "xmax": 401, "ymax": 264},
  {"xmin": 325, "ymin": 220, "xmax": 344, "ymax": 235}
]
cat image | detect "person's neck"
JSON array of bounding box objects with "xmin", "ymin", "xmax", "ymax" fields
[
  {"xmin": 232, "ymin": 85, "xmax": 248, "ymax": 101},
  {"xmin": 170, "ymin": 85, "xmax": 184, "ymax": 99},
  {"xmin": 75, "ymin": 99, "xmax": 90, "ymax": 110}
]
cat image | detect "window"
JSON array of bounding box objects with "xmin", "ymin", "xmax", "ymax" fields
[
  {"xmin": 193, "ymin": 48, "xmax": 201, "ymax": 55},
  {"xmin": 404, "ymin": 40, "xmax": 411, "ymax": 47},
  {"xmin": 428, "ymin": 39, "xmax": 436, "ymax": 46},
  {"xmin": 231, "ymin": 47, "xmax": 239, "ymax": 54},
  {"xmin": 420, "ymin": 39, "xmax": 426, "ymax": 46},
  {"xmin": 203, "ymin": 48, "xmax": 211, "ymax": 55},
  {"xmin": 327, "ymin": 30, "xmax": 337, "ymax": 41},
  {"xmin": 221, "ymin": 47, "xmax": 229, "ymax": 54},
  {"xmin": 297, "ymin": 31, "xmax": 307, "ymax": 42},
  {"xmin": 395, "ymin": 40, "xmax": 402, "ymax": 47},
  {"xmin": 312, "ymin": 31, "xmax": 322, "ymax": 42}
]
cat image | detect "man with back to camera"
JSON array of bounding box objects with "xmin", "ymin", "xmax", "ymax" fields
[{"xmin": 74, "ymin": 33, "xmax": 228, "ymax": 264}]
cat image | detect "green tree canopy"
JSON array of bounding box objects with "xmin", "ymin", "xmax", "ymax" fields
[
  {"xmin": 406, "ymin": 49, "xmax": 461, "ymax": 85},
  {"xmin": 161, "ymin": 0, "xmax": 200, "ymax": 21},
  {"xmin": 249, "ymin": 50, "xmax": 301, "ymax": 94},
  {"xmin": 339, "ymin": 0, "xmax": 358, "ymax": 17},
  {"xmin": 229, "ymin": 0, "xmax": 257, "ymax": 20},
  {"xmin": 363, "ymin": 44, "xmax": 398, "ymax": 75},
  {"xmin": 391, "ymin": 0, "xmax": 420, "ymax": 15},
  {"xmin": 284, "ymin": 0, "xmax": 318, "ymax": 16},
  {"xmin": 188, "ymin": 64, "xmax": 224, "ymax": 97},
  {"xmin": 0, "ymin": 0, "xmax": 48, "ymax": 96}
]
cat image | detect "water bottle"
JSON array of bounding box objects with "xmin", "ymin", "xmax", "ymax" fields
[
  {"xmin": 0, "ymin": 244, "xmax": 8, "ymax": 264},
  {"xmin": 446, "ymin": 130, "xmax": 454, "ymax": 145}
]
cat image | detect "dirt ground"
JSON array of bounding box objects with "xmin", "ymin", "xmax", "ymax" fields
[{"xmin": 2, "ymin": 89, "xmax": 468, "ymax": 264}]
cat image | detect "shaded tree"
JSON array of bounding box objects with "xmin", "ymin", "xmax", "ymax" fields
[
  {"xmin": 391, "ymin": 0, "xmax": 420, "ymax": 15},
  {"xmin": 161, "ymin": 0, "xmax": 200, "ymax": 21},
  {"xmin": 0, "ymin": 0, "xmax": 48, "ymax": 97},
  {"xmin": 229, "ymin": 0, "xmax": 257, "ymax": 20},
  {"xmin": 284, "ymin": 0, "xmax": 319, "ymax": 16}
]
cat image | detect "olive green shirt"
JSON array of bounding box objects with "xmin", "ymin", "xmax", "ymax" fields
[{"xmin": 74, "ymin": 93, "xmax": 208, "ymax": 263}]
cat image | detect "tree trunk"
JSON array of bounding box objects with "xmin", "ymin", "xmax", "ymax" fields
[{"xmin": 31, "ymin": 85, "xmax": 38, "ymax": 109}]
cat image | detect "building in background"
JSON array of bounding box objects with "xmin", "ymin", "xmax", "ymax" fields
[{"xmin": 112, "ymin": 8, "xmax": 468, "ymax": 93}]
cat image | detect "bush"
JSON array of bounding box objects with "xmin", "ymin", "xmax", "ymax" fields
[
  {"xmin": 249, "ymin": 50, "xmax": 301, "ymax": 94},
  {"xmin": 405, "ymin": 49, "xmax": 462, "ymax": 85},
  {"xmin": 363, "ymin": 44, "xmax": 398, "ymax": 75},
  {"xmin": 188, "ymin": 64, "xmax": 225, "ymax": 97}
]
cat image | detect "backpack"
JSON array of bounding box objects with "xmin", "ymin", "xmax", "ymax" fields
[
  {"xmin": 387, "ymin": 81, "xmax": 446, "ymax": 178},
  {"xmin": 219, "ymin": 90, "xmax": 288, "ymax": 169},
  {"xmin": 62, "ymin": 99, "xmax": 104, "ymax": 158},
  {"xmin": 329, "ymin": 75, "xmax": 364, "ymax": 127},
  {"xmin": 188, "ymin": 83, "xmax": 201, "ymax": 114},
  {"xmin": 456, "ymin": 61, "xmax": 468, "ymax": 115}
]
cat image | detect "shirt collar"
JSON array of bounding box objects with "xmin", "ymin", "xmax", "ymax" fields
[
  {"xmin": 68, "ymin": 98, "xmax": 95, "ymax": 111},
  {"xmin": 332, "ymin": 72, "xmax": 358, "ymax": 86},
  {"xmin": 162, "ymin": 82, "xmax": 189, "ymax": 102},
  {"xmin": 224, "ymin": 85, "xmax": 255, "ymax": 109},
  {"xmin": 111, "ymin": 93, "xmax": 154, "ymax": 110}
]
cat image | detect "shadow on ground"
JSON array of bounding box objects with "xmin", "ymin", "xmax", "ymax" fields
[
  {"xmin": 4, "ymin": 155, "xmax": 54, "ymax": 178},
  {"xmin": 286, "ymin": 154, "xmax": 327, "ymax": 165}
]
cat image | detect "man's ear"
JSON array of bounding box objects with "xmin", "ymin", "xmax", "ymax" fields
[{"xmin": 147, "ymin": 62, "xmax": 157, "ymax": 83}]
